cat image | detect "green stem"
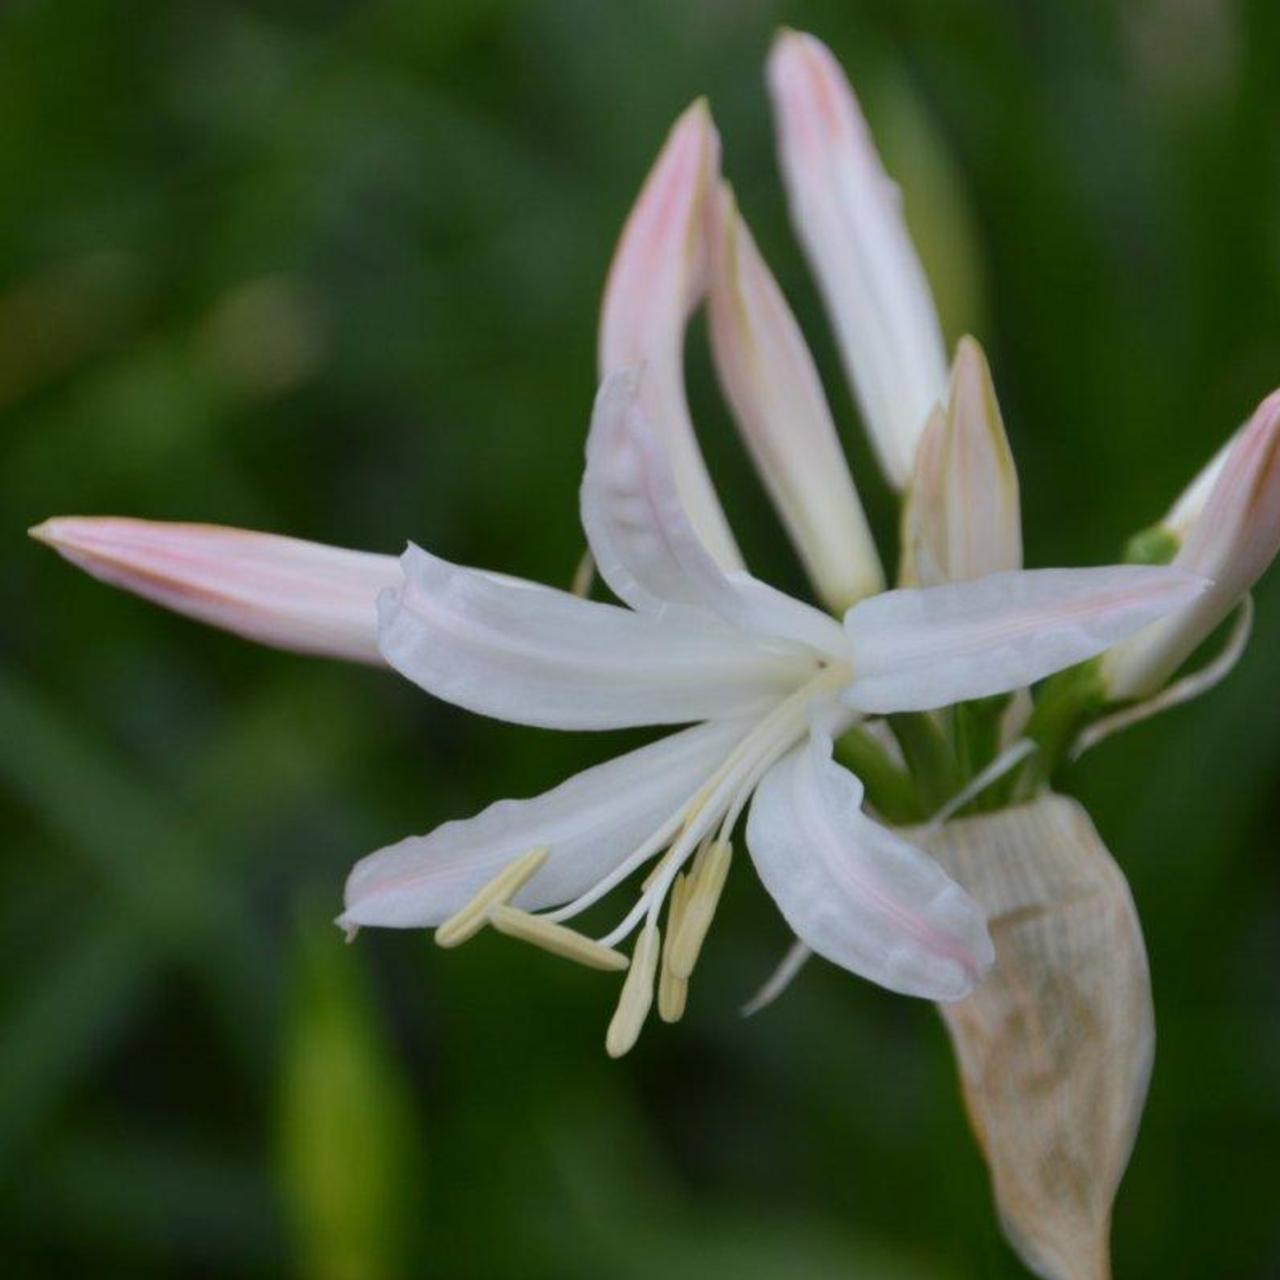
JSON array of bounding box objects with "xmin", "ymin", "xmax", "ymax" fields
[
  {"xmin": 834, "ymin": 726, "xmax": 926, "ymax": 824},
  {"xmin": 887, "ymin": 712, "xmax": 964, "ymax": 814},
  {"xmin": 1014, "ymin": 660, "xmax": 1107, "ymax": 795}
]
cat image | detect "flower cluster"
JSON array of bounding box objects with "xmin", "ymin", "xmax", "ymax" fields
[{"xmin": 33, "ymin": 31, "xmax": 1280, "ymax": 1066}]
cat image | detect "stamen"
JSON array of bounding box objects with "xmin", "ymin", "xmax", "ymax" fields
[
  {"xmin": 741, "ymin": 939, "xmax": 813, "ymax": 1018},
  {"xmin": 542, "ymin": 808, "xmax": 686, "ymax": 925},
  {"xmin": 435, "ymin": 846, "xmax": 549, "ymax": 948},
  {"xmin": 489, "ymin": 904, "xmax": 630, "ymax": 971},
  {"xmin": 658, "ymin": 872, "xmax": 691, "ymax": 1023},
  {"xmin": 606, "ymin": 917, "xmax": 661, "ymax": 1058},
  {"xmin": 668, "ymin": 840, "xmax": 733, "ymax": 980},
  {"xmin": 595, "ymin": 678, "xmax": 831, "ymax": 951},
  {"xmin": 597, "ymin": 668, "xmax": 854, "ymax": 955}
]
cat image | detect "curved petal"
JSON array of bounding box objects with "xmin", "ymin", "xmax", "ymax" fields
[
  {"xmin": 31, "ymin": 516, "xmax": 398, "ymax": 663},
  {"xmin": 341, "ymin": 717, "xmax": 753, "ymax": 928},
  {"xmin": 599, "ymin": 99, "xmax": 742, "ymax": 569},
  {"xmin": 745, "ymin": 725, "xmax": 992, "ymax": 1000},
  {"xmin": 767, "ymin": 30, "xmax": 948, "ymax": 489},
  {"xmin": 581, "ymin": 370, "xmax": 849, "ymax": 658},
  {"xmin": 707, "ymin": 184, "xmax": 884, "ymax": 611},
  {"xmin": 378, "ymin": 543, "xmax": 818, "ymax": 730},
  {"xmin": 844, "ymin": 566, "xmax": 1209, "ymax": 714}
]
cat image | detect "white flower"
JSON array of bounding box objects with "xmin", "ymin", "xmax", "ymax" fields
[
  {"xmin": 30, "ymin": 31, "xmax": 1208, "ymax": 1058},
  {"xmin": 338, "ymin": 370, "xmax": 1199, "ymax": 1054}
]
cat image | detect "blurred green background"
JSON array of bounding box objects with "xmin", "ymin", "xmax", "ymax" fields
[{"xmin": 3, "ymin": 0, "xmax": 1279, "ymax": 1275}]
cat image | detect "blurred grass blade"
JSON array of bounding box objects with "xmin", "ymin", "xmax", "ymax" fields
[
  {"xmin": 279, "ymin": 911, "xmax": 416, "ymax": 1280},
  {"xmin": 0, "ymin": 667, "xmax": 274, "ymax": 1064},
  {"xmin": 0, "ymin": 915, "xmax": 152, "ymax": 1173}
]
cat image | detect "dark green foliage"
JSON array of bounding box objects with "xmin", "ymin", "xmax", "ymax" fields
[{"xmin": 3, "ymin": 1, "xmax": 1279, "ymax": 1275}]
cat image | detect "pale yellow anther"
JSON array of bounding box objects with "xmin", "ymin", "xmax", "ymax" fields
[
  {"xmin": 434, "ymin": 846, "xmax": 549, "ymax": 949},
  {"xmin": 606, "ymin": 919, "xmax": 661, "ymax": 1058},
  {"xmin": 657, "ymin": 966, "xmax": 688, "ymax": 1024},
  {"xmin": 489, "ymin": 904, "xmax": 630, "ymax": 972},
  {"xmin": 571, "ymin": 548, "xmax": 596, "ymax": 598},
  {"xmin": 668, "ymin": 840, "xmax": 733, "ymax": 981},
  {"xmin": 658, "ymin": 873, "xmax": 690, "ymax": 1024}
]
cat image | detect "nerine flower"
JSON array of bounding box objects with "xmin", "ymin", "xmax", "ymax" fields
[
  {"xmin": 32, "ymin": 31, "xmax": 1209, "ymax": 1059},
  {"xmin": 343, "ymin": 371, "xmax": 1196, "ymax": 1048}
]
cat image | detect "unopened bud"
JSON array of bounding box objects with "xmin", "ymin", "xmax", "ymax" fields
[
  {"xmin": 1105, "ymin": 388, "xmax": 1280, "ymax": 699},
  {"xmin": 901, "ymin": 336, "xmax": 1022, "ymax": 587}
]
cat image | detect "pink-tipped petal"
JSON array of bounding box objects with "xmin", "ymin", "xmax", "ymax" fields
[
  {"xmin": 767, "ymin": 30, "xmax": 948, "ymax": 489},
  {"xmin": 707, "ymin": 184, "xmax": 884, "ymax": 611},
  {"xmin": 746, "ymin": 723, "xmax": 993, "ymax": 1001},
  {"xmin": 31, "ymin": 517, "xmax": 400, "ymax": 663},
  {"xmin": 844, "ymin": 565, "xmax": 1209, "ymax": 713},
  {"xmin": 599, "ymin": 101, "xmax": 742, "ymax": 569},
  {"xmin": 1106, "ymin": 389, "xmax": 1280, "ymax": 698}
]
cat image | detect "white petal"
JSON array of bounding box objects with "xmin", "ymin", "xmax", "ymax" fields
[
  {"xmin": 707, "ymin": 184, "xmax": 884, "ymax": 611},
  {"xmin": 767, "ymin": 30, "xmax": 948, "ymax": 489},
  {"xmin": 341, "ymin": 718, "xmax": 752, "ymax": 928},
  {"xmin": 599, "ymin": 100, "xmax": 742, "ymax": 569},
  {"xmin": 844, "ymin": 566, "xmax": 1209, "ymax": 713},
  {"xmin": 745, "ymin": 726, "xmax": 992, "ymax": 1000},
  {"xmin": 581, "ymin": 370, "xmax": 849, "ymax": 658},
  {"xmin": 31, "ymin": 516, "xmax": 399, "ymax": 663},
  {"xmin": 378, "ymin": 543, "xmax": 818, "ymax": 730}
]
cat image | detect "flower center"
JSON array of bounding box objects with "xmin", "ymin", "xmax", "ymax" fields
[{"xmin": 430, "ymin": 660, "xmax": 853, "ymax": 1056}]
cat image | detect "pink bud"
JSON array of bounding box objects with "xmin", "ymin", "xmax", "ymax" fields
[{"xmin": 1106, "ymin": 389, "xmax": 1280, "ymax": 697}]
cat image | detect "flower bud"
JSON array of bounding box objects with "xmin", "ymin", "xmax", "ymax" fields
[
  {"xmin": 707, "ymin": 183, "xmax": 884, "ymax": 610},
  {"xmin": 900, "ymin": 336, "xmax": 1022, "ymax": 586},
  {"xmin": 1105, "ymin": 388, "xmax": 1280, "ymax": 699},
  {"xmin": 766, "ymin": 29, "xmax": 948, "ymax": 489}
]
